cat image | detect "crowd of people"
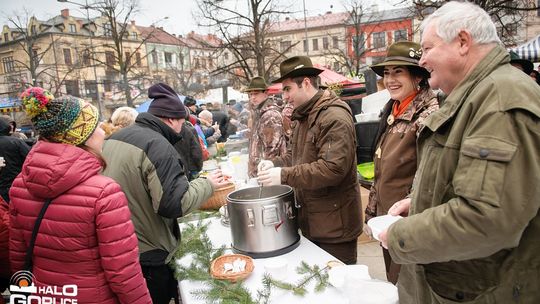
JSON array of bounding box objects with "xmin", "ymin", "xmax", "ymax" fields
[{"xmin": 1, "ymin": 1, "xmax": 540, "ymax": 303}]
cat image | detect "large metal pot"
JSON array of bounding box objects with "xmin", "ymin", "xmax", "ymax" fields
[{"xmin": 226, "ymin": 185, "xmax": 300, "ymax": 258}]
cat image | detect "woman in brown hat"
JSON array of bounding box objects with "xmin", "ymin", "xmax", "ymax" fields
[{"xmin": 364, "ymin": 41, "xmax": 439, "ymax": 284}]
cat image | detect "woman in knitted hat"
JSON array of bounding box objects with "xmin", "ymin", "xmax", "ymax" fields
[
  {"xmin": 364, "ymin": 41, "xmax": 439, "ymax": 284},
  {"xmin": 9, "ymin": 87, "xmax": 151, "ymax": 304}
]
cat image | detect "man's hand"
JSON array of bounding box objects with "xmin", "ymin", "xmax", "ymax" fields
[
  {"xmin": 257, "ymin": 167, "xmax": 282, "ymax": 186},
  {"xmin": 379, "ymin": 198, "xmax": 411, "ymax": 249},
  {"xmin": 388, "ymin": 198, "xmax": 411, "ymax": 217},
  {"xmin": 257, "ymin": 160, "xmax": 274, "ymax": 172},
  {"xmin": 206, "ymin": 169, "xmax": 231, "ymax": 189}
]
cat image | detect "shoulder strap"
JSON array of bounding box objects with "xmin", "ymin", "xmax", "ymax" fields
[{"xmin": 24, "ymin": 198, "xmax": 53, "ymax": 271}]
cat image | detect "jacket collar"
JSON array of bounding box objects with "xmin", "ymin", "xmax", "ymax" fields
[
  {"xmin": 424, "ymin": 45, "xmax": 509, "ymax": 132},
  {"xmin": 292, "ymin": 90, "xmax": 324, "ymax": 121},
  {"xmin": 135, "ymin": 112, "xmax": 182, "ymax": 145},
  {"xmin": 396, "ymin": 89, "xmax": 437, "ymax": 122}
]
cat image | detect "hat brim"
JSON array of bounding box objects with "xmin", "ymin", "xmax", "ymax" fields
[
  {"xmin": 243, "ymin": 87, "xmax": 268, "ymax": 92},
  {"xmin": 510, "ymin": 59, "xmax": 534, "ymax": 74},
  {"xmin": 370, "ymin": 61, "xmax": 429, "ymax": 78},
  {"xmin": 271, "ymin": 67, "xmax": 323, "ymax": 83}
]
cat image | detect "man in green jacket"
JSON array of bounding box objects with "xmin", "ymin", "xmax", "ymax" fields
[
  {"xmin": 378, "ymin": 2, "xmax": 540, "ymax": 303},
  {"xmin": 103, "ymin": 83, "xmax": 228, "ymax": 304},
  {"xmin": 258, "ymin": 56, "xmax": 362, "ymax": 264}
]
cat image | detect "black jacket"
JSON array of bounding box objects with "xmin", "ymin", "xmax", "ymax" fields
[
  {"xmin": 0, "ymin": 118, "xmax": 30, "ymax": 202},
  {"xmin": 174, "ymin": 122, "xmax": 203, "ymax": 180}
]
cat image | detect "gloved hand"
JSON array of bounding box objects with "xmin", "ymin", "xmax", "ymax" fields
[
  {"xmin": 257, "ymin": 167, "xmax": 282, "ymax": 186},
  {"xmin": 363, "ymin": 225, "xmax": 373, "ymax": 239},
  {"xmin": 257, "ymin": 160, "xmax": 274, "ymax": 172}
]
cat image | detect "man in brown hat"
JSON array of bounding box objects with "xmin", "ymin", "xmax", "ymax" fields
[
  {"xmin": 258, "ymin": 56, "xmax": 362, "ymax": 264},
  {"xmin": 244, "ymin": 76, "xmax": 287, "ymax": 177}
]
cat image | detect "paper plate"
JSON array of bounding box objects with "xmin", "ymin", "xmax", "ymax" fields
[{"xmin": 367, "ymin": 215, "xmax": 402, "ymax": 241}]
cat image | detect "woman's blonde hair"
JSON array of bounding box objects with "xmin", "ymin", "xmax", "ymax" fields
[{"xmin": 111, "ymin": 106, "xmax": 138, "ymax": 129}]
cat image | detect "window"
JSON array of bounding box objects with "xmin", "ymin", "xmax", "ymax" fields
[
  {"xmin": 103, "ymin": 23, "xmax": 112, "ymax": 37},
  {"xmin": 333, "ymin": 61, "xmax": 340, "ymax": 72},
  {"xmin": 224, "ymin": 52, "xmax": 229, "ymax": 60},
  {"xmin": 151, "ymin": 50, "xmax": 158, "ymax": 64},
  {"xmin": 372, "ymin": 32, "xmax": 386, "ymax": 49},
  {"xmin": 65, "ymin": 80, "xmax": 80, "ymax": 96},
  {"xmin": 136, "ymin": 52, "xmax": 141, "ymax": 67},
  {"xmin": 164, "ymin": 52, "xmax": 173, "ymax": 64},
  {"xmin": 312, "ymin": 38, "xmax": 319, "ymax": 51},
  {"xmin": 394, "ymin": 29, "xmax": 407, "ymax": 42},
  {"xmin": 125, "ymin": 51, "xmax": 131, "ymax": 66},
  {"xmin": 2, "ymin": 56, "xmax": 15, "ymax": 73},
  {"xmin": 63, "ymin": 48, "xmax": 72, "ymax": 65},
  {"xmin": 505, "ymin": 0, "xmax": 518, "ymax": 14},
  {"xmin": 105, "ymin": 51, "xmax": 115, "ymax": 66},
  {"xmin": 85, "ymin": 80, "xmax": 97, "ymax": 99},
  {"xmin": 538, "ymin": 0, "xmax": 540, "ymax": 16},
  {"xmin": 323, "ymin": 37, "xmax": 329, "ymax": 50},
  {"xmin": 31, "ymin": 25, "xmax": 37, "ymax": 35},
  {"xmin": 82, "ymin": 50, "xmax": 91, "ymax": 66},
  {"xmin": 506, "ymin": 23, "xmax": 518, "ymax": 36},
  {"xmin": 3, "ymin": 33, "xmax": 8, "ymax": 42},
  {"xmin": 208, "ymin": 58, "xmax": 213, "ymax": 69},
  {"xmin": 201, "ymin": 58, "xmax": 206, "ymax": 69},
  {"xmin": 333, "ymin": 36, "xmax": 339, "ymax": 49},
  {"xmin": 280, "ymin": 40, "xmax": 291, "ymax": 52},
  {"xmin": 103, "ymin": 79, "xmax": 113, "ymax": 92},
  {"xmin": 32, "ymin": 49, "xmax": 39, "ymax": 67},
  {"xmin": 303, "ymin": 40, "xmax": 308, "ymax": 52},
  {"xmin": 131, "ymin": 32, "xmax": 138, "ymax": 40},
  {"xmin": 194, "ymin": 58, "xmax": 200, "ymax": 69},
  {"xmin": 69, "ymin": 24, "xmax": 77, "ymax": 33}
]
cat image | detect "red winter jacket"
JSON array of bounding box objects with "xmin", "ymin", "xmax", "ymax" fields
[{"xmin": 9, "ymin": 141, "xmax": 151, "ymax": 304}]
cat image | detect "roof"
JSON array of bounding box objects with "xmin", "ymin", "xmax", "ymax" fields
[
  {"xmin": 181, "ymin": 31, "xmax": 222, "ymax": 48},
  {"xmin": 269, "ymin": 12, "xmax": 349, "ymax": 33},
  {"xmin": 269, "ymin": 7, "xmax": 413, "ymax": 34},
  {"xmin": 137, "ymin": 25, "xmax": 181, "ymax": 45}
]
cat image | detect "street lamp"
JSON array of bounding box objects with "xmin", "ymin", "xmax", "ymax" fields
[{"xmin": 57, "ymin": 0, "xmax": 103, "ymax": 118}]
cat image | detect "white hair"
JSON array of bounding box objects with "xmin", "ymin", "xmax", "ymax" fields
[
  {"xmin": 111, "ymin": 106, "xmax": 138, "ymax": 128},
  {"xmin": 198, "ymin": 109, "xmax": 213, "ymax": 121},
  {"xmin": 421, "ymin": 1, "xmax": 501, "ymax": 45}
]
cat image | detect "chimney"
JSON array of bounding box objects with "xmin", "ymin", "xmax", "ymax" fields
[
  {"xmin": 131, "ymin": 20, "xmax": 135, "ymax": 25},
  {"xmin": 326, "ymin": 11, "xmax": 332, "ymax": 14},
  {"xmin": 285, "ymin": 17, "xmax": 290, "ymax": 21},
  {"xmin": 158, "ymin": 26, "xmax": 163, "ymax": 30},
  {"xmin": 61, "ymin": 9, "xmax": 69, "ymax": 18}
]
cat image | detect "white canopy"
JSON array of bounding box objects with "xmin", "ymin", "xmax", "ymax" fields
[{"xmin": 203, "ymin": 87, "xmax": 248, "ymax": 104}]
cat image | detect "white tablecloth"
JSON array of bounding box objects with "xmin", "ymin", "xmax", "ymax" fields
[{"xmin": 178, "ymin": 218, "xmax": 350, "ymax": 303}]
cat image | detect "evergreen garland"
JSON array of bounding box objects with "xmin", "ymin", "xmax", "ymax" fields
[{"xmin": 171, "ymin": 219, "xmax": 332, "ymax": 303}]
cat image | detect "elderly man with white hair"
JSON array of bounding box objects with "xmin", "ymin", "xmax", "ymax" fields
[{"xmin": 377, "ymin": 1, "xmax": 540, "ymax": 303}]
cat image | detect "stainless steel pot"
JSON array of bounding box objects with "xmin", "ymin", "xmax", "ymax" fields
[{"xmin": 226, "ymin": 185, "xmax": 300, "ymax": 258}]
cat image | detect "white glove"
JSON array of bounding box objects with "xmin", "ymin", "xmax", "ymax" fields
[
  {"xmin": 257, "ymin": 160, "xmax": 274, "ymax": 172},
  {"xmin": 257, "ymin": 167, "xmax": 282, "ymax": 186}
]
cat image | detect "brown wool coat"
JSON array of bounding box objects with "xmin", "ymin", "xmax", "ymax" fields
[{"xmin": 273, "ymin": 90, "xmax": 362, "ymax": 243}]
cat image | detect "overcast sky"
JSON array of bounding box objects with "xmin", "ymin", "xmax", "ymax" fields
[{"xmin": 1, "ymin": 0, "xmax": 401, "ymax": 36}]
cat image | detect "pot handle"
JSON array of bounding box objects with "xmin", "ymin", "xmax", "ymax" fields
[{"xmin": 247, "ymin": 208, "xmax": 255, "ymax": 227}]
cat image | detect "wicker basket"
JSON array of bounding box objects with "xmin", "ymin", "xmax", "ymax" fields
[
  {"xmin": 210, "ymin": 254, "xmax": 254, "ymax": 282},
  {"xmin": 200, "ymin": 183, "xmax": 235, "ymax": 210}
]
